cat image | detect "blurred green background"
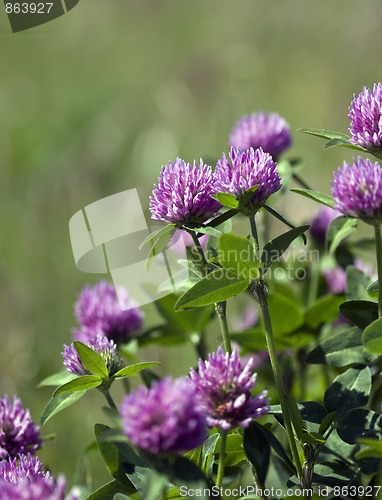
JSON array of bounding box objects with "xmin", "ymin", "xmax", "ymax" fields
[{"xmin": 1, "ymin": 0, "xmax": 382, "ymax": 490}]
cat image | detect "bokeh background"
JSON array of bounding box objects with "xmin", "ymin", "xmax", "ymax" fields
[{"xmin": 1, "ymin": 0, "xmax": 382, "ymax": 491}]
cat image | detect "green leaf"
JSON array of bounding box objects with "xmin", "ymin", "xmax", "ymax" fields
[
  {"xmin": 94, "ymin": 423, "xmax": 146, "ymax": 489},
  {"xmin": 218, "ymin": 233, "xmax": 260, "ymax": 279},
  {"xmin": 244, "ymin": 423, "xmax": 271, "ymax": 486},
  {"xmin": 367, "ymin": 279, "xmax": 379, "ymax": 298},
  {"xmin": 74, "ymin": 341, "xmax": 108, "ymax": 378},
  {"xmin": 339, "ymin": 300, "xmax": 378, "ymax": 329},
  {"xmin": 357, "ymin": 438, "xmax": 382, "ymax": 459},
  {"xmin": 363, "ymin": 317, "xmax": 382, "ymax": 354},
  {"xmin": 174, "ymin": 268, "xmax": 249, "ymax": 310},
  {"xmin": 152, "ymin": 292, "xmax": 213, "ymax": 335},
  {"xmin": 324, "ymin": 367, "xmax": 372, "ymax": 419},
  {"xmin": 324, "ymin": 137, "xmax": 368, "ymax": 153},
  {"xmin": 139, "ymin": 224, "xmax": 176, "ymax": 250},
  {"xmin": 255, "ymin": 422, "xmax": 295, "ymax": 473},
  {"xmin": 267, "ymin": 293, "xmax": 304, "ymax": 336},
  {"xmin": 38, "ymin": 371, "xmax": 77, "ymax": 388},
  {"xmin": 298, "ymin": 127, "xmax": 351, "ymax": 141},
  {"xmin": 301, "ymin": 432, "xmax": 325, "ymax": 446},
  {"xmin": 205, "ymin": 208, "xmax": 238, "ymax": 229},
  {"xmin": 189, "ymin": 226, "xmax": 222, "ymax": 238},
  {"xmin": 319, "ymin": 412, "xmax": 336, "ymax": 435},
  {"xmin": 150, "ymin": 455, "xmax": 210, "ymax": 490},
  {"xmin": 313, "ymin": 462, "xmax": 354, "ymax": 487},
  {"xmin": 53, "ymin": 375, "xmax": 102, "ymax": 396},
  {"xmin": 326, "ymin": 216, "xmax": 357, "ymax": 254},
  {"xmin": 183, "ymin": 221, "xmax": 222, "ymax": 238},
  {"xmin": 263, "ymin": 205, "xmax": 307, "ymax": 244},
  {"xmin": 346, "ymin": 266, "xmax": 373, "ymax": 301},
  {"xmin": 201, "ymin": 434, "xmax": 219, "ymax": 479},
  {"xmin": 87, "ymin": 480, "xmax": 134, "ymax": 500},
  {"xmin": 269, "ymin": 401, "xmax": 327, "ymax": 425},
  {"xmin": 304, "ymin": 295, "xmax": 343, "ymax": 329},
  {"xmin": 238, "ymin": 185, "xmax": 259, "ymax": 209},
  {"xmin": 287, "ymin": 394, "xmax": 304, "ymax": 440},
  {"xmin": 141, "ymin": 471, "xmax": 168, "ymax": 500},
  {"xmin": 307, "ymin": 327, "xmax": 367, "ymax": 367},
  {"xmin": 219, "ymin": 433, "xmax": 246, "ymax": 467},
  {"xmin": 40, "ymin": 391, "xmax": 86, "ymax": 426},
  {"xmin": 114, "ymin": 362, "xmax": 161, "ymax": 379},
  {"xmin": 290, "ymin": 188, "xmax": 335, "ymax": 209},
  {"xmin": 337, "ymin": 409, "xmax": 382, "ymax": 444},
  {"xmin": 261, "ymin": 225, "xmax": 310, "ymax": 273},
  {"xmin": 146, "ymin": 226, "xmax": 177, "ymax": 264},
  {"xmin": 212, "ymin": 192, "xmax": 239, "ymax": 209}
]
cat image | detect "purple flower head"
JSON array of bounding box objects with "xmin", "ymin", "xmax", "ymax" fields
[
  {"xmin": 324, "ymin": 267, "xmax": 347, "ymax": 295},
  {"xmin": 73, "ymin": 281, "xmax": 143, "ymax": 343},
  {"xmin": 120, "ymin": 377, "xmax": 207, "ymax": 454},
  {"xmin": 309, "ymin": 206, "xmax": 341, "ymax": 245},
  {"xmin": 230, "ymin": 112, "xmax": 292, "ymax": 159},
  {"xmin": 324, "ymin": 259, "xmax": 372, "ymax": 295},
  {"xmin": 213, "ymin": 147, "xmax": 281, "ymax": 215},
  {"xmin": 189, "ymin": 347, "xmax": 269, "ymax": 430},
  {"xmin": 0, "ymin": 454, "xmax": 66, "ymax": 500},
  {"xmin": 62, "ymin": 335, "xmax": 123, "ymax": 377},
  {"xmin": 349, "ymin": 83, "xmax": 382, "ymax": 149},
  {"xmin": 0, "ymin": 396, "xmax": 41, "ymax": 459},
  {"xmin": 149, "ymin": 158, "xmax": 221, "ymax": 225},
  {"xmin": 331, "ymin": 157, "xmax": 382, "ymax": 224}
]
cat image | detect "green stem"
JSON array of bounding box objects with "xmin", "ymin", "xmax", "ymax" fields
[
  {"xmin": 215, "ymin": 301, "xmax": 232, "ymax": 354},
  {"xmin": 191, "ymin": 331, "xmax": 208, "ymax": 360},
  {"xmin": 189, "ymin": 230, "xmax": 208, "ymax": 274},
  {"xmin": 188, "ymin": 229, "xmax": 232, "ymax": 353},
  {"xmin": 216, "ymin": 430, "xmax": 227, "ymax": 488},
  {"xmin": 374, "ymin": 224, "xmax": 382, "ymax": 317},
  {"xmin": 307, "ymin": 260, "xmax": 320, "ymax": 308},
  {"xmin": 292, "ymin": 172, "xmax": 312, "ymax": 190},
  {"xmin": 256, "ymin": 285, "xmax": 303, "ymax": 479},
  {"xmin": 102, "ymin": 388, "xmax": 117, "ymax": 411},
  {"xmin": 249, "ymin": 214, "xmax": 260, "ymax": 257}
]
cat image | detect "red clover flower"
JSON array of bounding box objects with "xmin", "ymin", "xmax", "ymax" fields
[
  {"xmin": 331, "ymin": 157, "xmax": 382, "ymax": 224},
  {"xmin": 230, "ymin": 112, "xmax": 292, "ymax": 159},
  {"xmin": 189, "ymin": 347, "xmax": 269, "ymax": 430},
  {"xmin": 349, "ymin": 83, "xmax": 382, "ymax": 150},
  {"xmin": 120, "ymin": 377, "xmax": 207, "ymax": 454},
  {"xmin": 213, "ymin": 147, "xmax": 281, "ymax": 214},
  {"xmin": 73, "ymin": 281, "xmax": 143, "ymax": 344},
  {"xmin": 0, "ymin": 396, "xmax": 41, "ymax": 459},
  {"xmin": 149, "ymin": 158, "xmax": 221, "ymax": 225},
  {"xmin": 0, "ymin": 454, "xmax": 66, "ymax": 500},
  {"xmin": 62, "ymin": 335, "xmax": 123, "ymax": 377}
]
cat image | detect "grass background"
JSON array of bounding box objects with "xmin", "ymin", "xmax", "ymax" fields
[{"xmin": 1, "ymin": 0, "xmax": 382, "ymax": 490}]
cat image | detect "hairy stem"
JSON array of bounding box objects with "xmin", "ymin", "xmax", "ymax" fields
[
  {"xmin": 216, "ymin": 430, "xmax": 227, "ymax": 488},
  {"xmin": 215, "ymin": 301, "xmax": 232, "ymax": 354},
  {"xmin": 102, "ymin": 388, "xmax": 117, "ymax": 411},
  {"xmin": 249, "ymin": 215, "xmax": 302, "ymax": 479},
  {"xmin": 374, "ymin": 224, "xmax": 382, "ymax": 317},
  {"xmin": 189, "ymin": 229, "xmax": 232, "ymax": 353},
  {"xmin": 189, "ymin": 229, "xmax": 208, "ymax": 274},
  {"xmin": 249, "ymin": 214, "xmax": 260, "ymax": 257},
  {"xmin": 256, "ymin": 284, "xmax": 303, "ymax": 479}
]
